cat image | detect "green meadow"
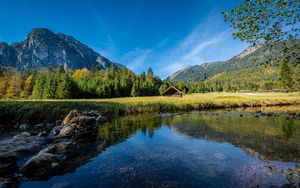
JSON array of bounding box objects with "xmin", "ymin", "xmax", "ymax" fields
[{"xmin": 1, "ymin": 92, "xmax": 300, "ymax": 123}]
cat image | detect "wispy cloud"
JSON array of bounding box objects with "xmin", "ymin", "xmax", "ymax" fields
[
  {"xmin": 120, "ymin": 36, "xmax": 170, "ymax": 73},
  {"xmin": 159, "ymin": 30, "xmax": 229, "ymax": 75},
  {"xmin": 182, "ymin": 31, "xmax": 228, "ymax": 62},
  {"xmin": 121, "ymin": 48, "xmax": 152, "ymax": 71},
  {"xmin": 158, "ymin": 11, "xmax": 238, "ymax": 77}
]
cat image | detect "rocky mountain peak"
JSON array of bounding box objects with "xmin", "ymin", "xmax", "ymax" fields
[
  {"xmin": 0, "ymin": 28, "xmax": 123, "ymax": 70},
  {"xmin": 28, "ymin": 28, "xmax": 55, "ymax": 36},
  {"xmin": 235, "ymin": 45, "xmax": 261, "ymax": 59}
]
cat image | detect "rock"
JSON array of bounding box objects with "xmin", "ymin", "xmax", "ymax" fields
[
  {"xmin": 53, "ymin": 110, "xmax": 103, "ymax": 138},
  {"xmin": 0, "ymin": 178, "xmax": 19, "ymax": 188},
  {"xmin": 34, "ymin": 123, "xmax": 44, "ymax": 129},
  {"xmin": 19, "ymin": 123, "xmax": 28, "ymax": 131},
  {"xmin": 22, "ymin": 141, "xmax": 77, "ymax": 179},
  {"xmin": 63, "ymin": 110, "xmax": 79, "ymax": 126},
  {"xmin": 38, "ymin": 130, "xmax": 48, "ymax": 137},
  {"xmin": 48, "ymin": 125, "xmax": 63, "ymax": 139},
  {"xmin": 22, "ymin": 153, "xmax": 62, "ymax": 178},
  {"xmin": 77, "ymin": 116, "xmax": 96, "ymax": 124},
  {"xmin": 46, "ymin": 123, "xmax": 55, "ymax": 129},
  {"xmin": 44, "ymin": 141, "xmax": 77, "ymax": 155},
  {"xmin": 56, "ymin": 120, "xmax": 62, "ymax": 126},
  {"xmin": 96, "ymin": 115, "xmax": 107, "ymax": 122},
  {"xmin": 13, "ymin": 132, "xmax": 30, "ymax": 139},
  {"xmin": 0, "ymin": 133, "xmax": 47, "ymax": 177},
  {"xmin": 0, "ymin": 156, "xmax": 18, "ymax": 177},
  {"xmin": 83, "ymin": 110, "xmax": 101, "ymax": 117}
]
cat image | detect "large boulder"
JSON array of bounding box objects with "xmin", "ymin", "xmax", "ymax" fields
[{"xmin": 49, "ymin": 110, "xmax": 106, "ymax": 138}]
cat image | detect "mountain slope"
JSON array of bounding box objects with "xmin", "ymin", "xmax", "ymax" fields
[
  {"xmin": 167, "ymin": 42, "xmax": 297, "ymax": 83},
  {"xmin": 0, "ymin": 28, "xmax": 123, "ymax": 70}
]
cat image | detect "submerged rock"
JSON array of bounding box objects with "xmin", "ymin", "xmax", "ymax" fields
[
  {"xmin": 19, "ymin": 123, "xmax": 28, "ymax": 131},
  {"xmin": 22, "ymin": 152, "xmax": 62, "ymax": 178},
  {"xmin": 1, "ymin": 109, "xmax": 108, "ymax": 181},
  {"xmin": 34, "ymin": 123, "xmax": 44, "ymax": 129},
  {"xmin": 22, "ymin": 141, "xmax": 84, "ymax": 179},
  {"xmin": 55, "ymin": 120, "xmax": 62, "ymax": 126},
  {"xmin": 0, "ymin": 132, "xmax": 47, "ymax": 177},
  {"xmin": 0, "ymin": 178, "xmax": 19, "ymax": 188}
]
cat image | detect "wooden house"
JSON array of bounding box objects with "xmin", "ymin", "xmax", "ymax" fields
[{"xmin": 161, "ymin": 86, "xmax": 183, "ymax": 97}]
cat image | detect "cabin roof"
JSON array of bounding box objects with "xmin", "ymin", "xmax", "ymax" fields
[{"xmin": 161, "ymin": 86, "xmax": 183, "ymax": 96}]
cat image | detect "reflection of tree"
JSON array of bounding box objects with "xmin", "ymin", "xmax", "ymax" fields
[
  {"xmin": 280, "ymin": 120, "xmax": 296, "ymax": 142},
  {"xmin": 98, "ymin": 115, "xmax": 162, "ymax": 143},
  {"xmin": 166, "ymin": 114, "xmax": 300, "ymax": 163}
]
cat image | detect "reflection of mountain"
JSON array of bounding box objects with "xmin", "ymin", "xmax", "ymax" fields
[{"xmin": 166, "ymin": 113, "xmax": 300, "ymax": 163}]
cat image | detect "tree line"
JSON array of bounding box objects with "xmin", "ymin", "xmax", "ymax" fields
[
  {"xmin": 0, "ymin": 61, "xmax": 299, "ymax": 99},
  {"xmin": 0, "ymin": 66, "xmax": 162, "ymax": 99}
]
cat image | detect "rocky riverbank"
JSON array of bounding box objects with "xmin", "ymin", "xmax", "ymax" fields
[{"xmin": 0, "ymin": 109, "xmax": 107, "ymax": 187}]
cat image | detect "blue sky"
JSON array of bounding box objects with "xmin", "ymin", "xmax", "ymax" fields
[{"xmin": 0, "ymin": 0, "xmax": 248, "ymax": 78}]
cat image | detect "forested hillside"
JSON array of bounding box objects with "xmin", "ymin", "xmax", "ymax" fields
[
  {"xmin": 0, "ymin": 66, "xmax": 161, "ymax": 99},
  {"xmin": 168, "ymin": 41, "xmax": 299, "ymax": 84}
]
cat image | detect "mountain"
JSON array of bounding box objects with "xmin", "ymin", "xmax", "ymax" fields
[
  {"xmin": 0, "ymin": 28, "xmax": 123, "ymax": 70},
  {"xmin": 167, "ymin": 42, "xmax": 297, "ymax": 83}
]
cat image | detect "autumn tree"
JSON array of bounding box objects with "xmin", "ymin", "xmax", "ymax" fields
[
  {"xmin": 20, "ymin": 75, "xmax": 34, "ymax": 98},
  {"xmin": 5, "ymin": 72, "xmax": 21, "ymax": 98}
]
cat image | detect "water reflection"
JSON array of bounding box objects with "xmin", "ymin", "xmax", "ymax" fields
[
  {"xmin": 98, "ymin": 112, "xmax": 300, "ymax": 163},
  {"xmin": 20, "ymin": 111, "xmax": 300, "ymax": 188}
]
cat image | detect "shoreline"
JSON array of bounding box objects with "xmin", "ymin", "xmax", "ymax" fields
[{"xmin": 0, "ymin": 92, "xmax": 300, "ymax": 124}]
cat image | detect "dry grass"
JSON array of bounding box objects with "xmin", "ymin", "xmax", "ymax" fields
[{"xmin": 1, "ymin": 92, "xmax": 300, "ymax": 123}]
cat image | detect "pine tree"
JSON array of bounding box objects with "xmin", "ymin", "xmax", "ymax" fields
[
  {"xmin": 146, "ymin": 68, "xmax": 154, "ymax": 79},
  {"xmin": 131, "ymin": 81, "xmax": 139, "ymax": 97},
  {"xmin": 293, "ymin": 63, "xmax": 300, "ymax": 91},
  {"xmin": 159, "ymin": 83, "xmax": 169, "ymax": 94},
  {"xmin": 56, "ymin": 73, "xmax": 72, "ymax": 99},
  {"xmin": 43, "ymin": 73, "xmax": 57, "ymax": 99},
  {"xmin": 31, "ymin": 72, "xmax": 46, "ymax": 99},
  {"xmin": 279, "ymin": 60, "xmax": 293, "ymax": 89}
]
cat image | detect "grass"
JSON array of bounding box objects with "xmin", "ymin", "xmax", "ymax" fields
[{"xmin": 0, "ymin": 92, "xmax": 300, "ymax": 124}]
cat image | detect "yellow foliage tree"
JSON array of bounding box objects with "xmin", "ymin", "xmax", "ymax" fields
[
  {"xmin": 5, "ymin": 73, "xmax": 21, "ymax": 98},
  {"xmin": 72, "ymin": 68, "xmax": 91, "ymax": 80},
  {"xmin": 20, "ymin": 75, "xmax": 34, "ymax": 98},
  {"xmin": 0, "ymin": 78, "xmax": 8, "ymax": 98}
]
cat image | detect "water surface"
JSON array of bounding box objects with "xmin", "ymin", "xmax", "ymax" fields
[{"xmin": 17, "ymin": 111, "xmax": 300, "ymax": 187}]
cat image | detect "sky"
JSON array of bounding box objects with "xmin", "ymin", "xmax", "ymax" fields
[{"xmin": 0, "ymin": 0, "xmax": 248, "ymax": 78}]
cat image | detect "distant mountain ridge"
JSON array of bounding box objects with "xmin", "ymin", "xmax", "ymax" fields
[
  {"xmin": 167, "ymin": 41, "xmax": 297, "ymax": 83},
  {"xmin": 0, "ymin": 28, "xmax": 123, "ymax": 70}
]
